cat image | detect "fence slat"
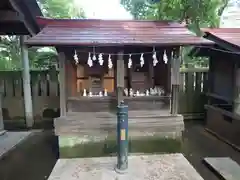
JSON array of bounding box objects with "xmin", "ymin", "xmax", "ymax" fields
[
  {"xmin": 195, "ymin": 72, "xmax": 202, "ymax": 94},
  {"xmin": 203, "ymin": 72, "xmax": 208, "ymax": 93},
  {"xmin": 40, "ymin": 72, "xmax": 48, "ymax": 96},
  {"xmin": 5, "ymin": 76, "xmax": 14, "ymax": 97}
]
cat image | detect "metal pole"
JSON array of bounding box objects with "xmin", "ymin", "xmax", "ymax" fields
[{"xmin": 115, "ymin": 101, "xmax": 128, "ymax": 173}]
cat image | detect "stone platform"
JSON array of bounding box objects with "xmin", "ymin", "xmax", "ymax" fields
[
  {"xmin": 54, "ymin": 110, "xmax": 184, "ymax": 139},
  {"xmin": 48, "ymin": 153, "xmax": 203, "ymax": 180}
]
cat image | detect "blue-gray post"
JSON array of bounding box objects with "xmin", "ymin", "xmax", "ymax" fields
[{"xmin": 116, "ymin": 101, "xmax": 128, "ymax": 173}]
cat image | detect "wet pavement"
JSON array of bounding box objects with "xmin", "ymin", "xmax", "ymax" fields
[
  {"xmin": 0, "ymin": 121, "xmax": 240, "ymax": 180},
  {"xmin": 0, "ymin": 130, "xmax": 58, "ymax": 180}
]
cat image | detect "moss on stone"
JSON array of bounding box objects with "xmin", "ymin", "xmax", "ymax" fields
[{"xmin": 59, "ymin": 137, "xmax": 182, "ymax": 158}]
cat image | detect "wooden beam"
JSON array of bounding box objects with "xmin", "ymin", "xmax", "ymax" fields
[
  {"xmin": 0, "ymin": 10, "xmax": 23, "ymax": 22},
  {"xmin": 20, "ymin": 36, "xmax": 34, "ymax": 127},
  {"xmin": 234, "ymin": 62, "xmax": 240, "ymax": 115},
  {"xmin": 9, "ymin": 0, "xmax": 35, "ymax": 35},
  {"xmin": 59, "ymin": 52, "xmax": 67, "ymax": 116},
  {"xmin": 148, "ymin": 56, "xmax": 154, "ymax": 89},
  {"xmin": 0, "ymin": 81, "xmax": 4, "ymax": 135},
  {"xmin": 171, "ymin": 48, "xmax": 181, "ymax": 115},
  {"xmin": 116, "ymin": 51, "xmax": 125, "ymax": 105}
]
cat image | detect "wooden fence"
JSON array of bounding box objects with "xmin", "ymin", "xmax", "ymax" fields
[
  {"xmin": 0, "ymin": 68, "xmax": 209, "ymax": 121},
  {"xmin": 179, "ymin": 68, "xmax": 209, "ymax": 119},
  {"xmin": 0, "ymin": 68, "xmax": 59, "ymax": 121}
]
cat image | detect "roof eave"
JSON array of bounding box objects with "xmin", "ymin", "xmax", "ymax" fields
[
  {"xmin": 9, "ymin": 0, "xmax": 43, "ymax": 35},
  {"xmin": 204, "ymin": 32, "xmax": 240, "ymax": 52}
]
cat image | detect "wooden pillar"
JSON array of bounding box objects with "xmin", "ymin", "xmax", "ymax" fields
[
  {"xmin": 233, "ymin": 61, "xmax": 240, "ymax": 115},
  {"xmin": 0, "ymin": 84, "xmax": 4, "ymax": 135},
  {"xmin": 116, "ymin": 51, "xmax": 125, "ymax": 105},
  {"xmin": 20, "ymin": 36, "xmax": 34, "ymax": 127},
  {"xmin": 148, "ymin": 57, "xmax": 154, "ymax": 89},
  {"xmin": 58, "ymin": 52, "xmax": 67, "ymax": 116},
  {"xmin": 166, "ymin": 49, "xmax": 172, "ymax": 95},
  {"xmin": 171, "ymin": 48, "xmax": 181, "ymax": 115}
]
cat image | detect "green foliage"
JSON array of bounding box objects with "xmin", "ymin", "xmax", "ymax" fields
[
  {"xmin": 121, "ymin": 0, "xmax": 230, "ymax": 66},
  {"xmin": 121, "ymin": 0, "xmax": 230, "ymax": 33},
  {"xmin": 38, "ymin": 0, "xmax": 85, "ymax": 18},
  {"xmin": 0, "ymin": 0, "xmax": 85, "ymax": 70}
]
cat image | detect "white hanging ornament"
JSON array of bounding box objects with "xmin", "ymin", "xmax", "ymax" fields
[
  {"xmin": 73, "ymin": 50, "xmax": 79, "ymax": 64},
  {"xmin": 140, "ymin": 53, "xmax": 144, "ymax": 67},
  {"xmin": 108, "ymin": 54, "xmax": 113, "ymax": 69},
  {"xmin": 98, "ymin": 53, "xmax": 104, "ymax": 66},
  {"xmin": 152, "ymin": 51, "xmax": 158, "ymax": 66},
  {"xmin": 92, "ymin": 53, "xmax": 97, "ymax": 61},
  {"xmin": 163, "ymin": 50, "xmax": 168, "ymax": 64},
  {"xmin": 128, "ymin": 54, "xmax": 132, "ymax": 69},
  {"xmin": 87, "ymin": 52, "xmax": 93, "ymax": 67}
]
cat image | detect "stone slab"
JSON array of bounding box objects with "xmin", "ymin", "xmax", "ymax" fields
[
  {"xmin": 48, "ymin": 153, "xmax": 204, "ymax": 180},
  {"xmin": 0, "ymin": 131, "xmax": 32, "ymax": 159},
  {"xmin": 204, "ymin": 157, "xmax": 240, "ymax": 180},
  {"xmin": 0, "ymin": 130, "xmax": 6, "ymax": 136}
]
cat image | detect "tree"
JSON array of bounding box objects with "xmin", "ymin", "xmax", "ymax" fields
[
  {"xmin": 0, "ymin": 0, "xmax": 86, "ymax": 70},
  {"xmin": 121, "ymin": 0, "xmax": 230, "ymax": 34},
  {"xmin": 121, "ymin": 0, "xmax": 231, "ymax": 67},
  {"xmin": 38, "ymin": 0, "xmax": 85, "ymax": 18}
]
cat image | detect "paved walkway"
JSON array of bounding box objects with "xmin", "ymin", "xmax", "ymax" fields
[
  {"xmin": 0, "ymin": 131, "xmax": 33, "ymax": 159},
  {"xmin": 48, "ymin": 154, "xmax": 203, "ymax": 180},
  {"xmin": 1, "ymin": 121, "xmax": 240, "ymax": 180},
  {"xmin": 183, "ymin": 121, "xmax": 240, "ymax": 180}
]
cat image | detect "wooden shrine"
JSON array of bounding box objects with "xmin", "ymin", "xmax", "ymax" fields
[
  {"xmin": 25, "ymin": 17, "xmax": 211, "ymax": 140},
  {"xmin": 191, "ymin": 28, "xmax": 240, "ymax": 147}
]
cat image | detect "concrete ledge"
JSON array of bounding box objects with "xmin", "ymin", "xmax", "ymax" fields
[{"xmin": 48, "ymin": 154, "xmax": 203, "ymax": 180}]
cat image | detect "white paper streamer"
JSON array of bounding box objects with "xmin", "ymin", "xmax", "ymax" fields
[
  {"xmin": 163, "ymin": 50, "xmax": 168, "ymax": 64},
  {"xmin": 128, "ymin": 54, "xmax": 132, "ymax": 68},
  {"xmin": 73, "ymin": 50, "xmax": 79, "ymax": 64},
  {"xmin": 87, "ymin": 52, "xmax": 93, "ymax": 67},
  {"xmin": 140, "ymin": 53, "xmax": 144, "ymax": 67},
  {"xmin": 108, "ymin": 54, "xmax": 113, "ymax": 69},
  {"xmin": 98, "ymin": 53, "xmax": 104, "ymax": 66}
]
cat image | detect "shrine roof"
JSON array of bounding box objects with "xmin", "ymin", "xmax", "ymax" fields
[
  {"xmin": 203, "ymin": 28, "xmax": 240, "ymax": 51},
  {"xmin": 25, "ymin": 16, "xmax": 213, "ymax": 47},
  {"xmin": 189, "ymin": 28, "xmax": 240, "ymax": 57}
]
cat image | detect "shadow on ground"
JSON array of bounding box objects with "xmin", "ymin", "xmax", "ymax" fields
[
  {"xmin": 0, "ymin": 130, "xmax": 58, "ymax": 180},
  {"xmin": 1, "ymin": 121, "xmax": 240, "ymax": 180}
]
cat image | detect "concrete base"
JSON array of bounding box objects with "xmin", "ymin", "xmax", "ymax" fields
[
  {"xmin": 0, "ymin": 131, "xmax": 32, "ymax": 159},
  {"xmin": 0, "ymin": 130, "xmax": 6, "ymax": 136},
  {"xmin": 48, "ymin": 154, "xmax": 203, "ymax": 180},
  {"xmin": 58, "ymin": 135, "xmax": 182, "ymax": 158}
]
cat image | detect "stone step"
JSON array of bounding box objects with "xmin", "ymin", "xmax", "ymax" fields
[
  {"xmin": 204, "ymin": 157, "xmax": 240, "ymax": 180},
  {"xmin": 55, "ymin": 126, "xmax": 183, "ymax": 138},
  {"xmin": 66, "ymin": 110, "xmax": 173, "ymax": 118},
  {"xmin": 55, "ymin": 116, "xmax": 183, "ymax": 126},
  {"xmin": 54, "ymin": 111, "xmax": 184, "ymax": 138}
]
